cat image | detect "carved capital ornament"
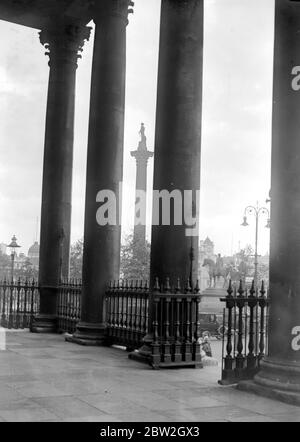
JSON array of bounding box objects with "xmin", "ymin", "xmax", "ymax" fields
[
  {"xmin": 40, "ymin": 24, "xmax": 92, "ymax": 67},
  {"xmin": 92, "ymin": 0, "xmax": 134, "ymax": 25}
]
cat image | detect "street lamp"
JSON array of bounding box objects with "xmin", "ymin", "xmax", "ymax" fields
[
  {"xmin": 241, "ymin": 203, "xmax": 270, "ymax": 287},
  {"xmin": 7, "ymin": 235, "xmax": 21, "ymax": 281}
]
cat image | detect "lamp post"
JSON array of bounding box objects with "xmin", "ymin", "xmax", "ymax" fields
[
  {"xmin": 241, "ymin": 203, "xmax": 270, "ymax": 287},
  {"xmin": 7, "ymin": 235, "xmax": 21, "ymax": 281}
]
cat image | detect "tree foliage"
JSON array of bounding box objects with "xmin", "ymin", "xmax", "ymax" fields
[
  {"xmin": 69, "ymin": 235, "xmax": 150, "ymax": 281},
  {"xmin": 120, "ymin": 234, "xmax": 150, "ymax": 281},
  {"xmin": 69, "ymin": 239, "xmax": 83, "ymax": 279},
  {"xmin": 16, "ymin": 259, "xmax": 38, "ymax": 280},
  {"xmin": 0, "ymin": 250, "xmax": 10, "ymax": 280}
]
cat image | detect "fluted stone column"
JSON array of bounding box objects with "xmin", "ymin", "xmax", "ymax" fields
[
  {"xmin": 239, "ymin": 0, "xmax": 300, "ymax": 405},
  {"xmin": 31, "ymin": 24, "xmax": 91, "ymax": 333},
  {"xmin": 69, "ymin": 0, "xmax": 133, "ymax": 345}
]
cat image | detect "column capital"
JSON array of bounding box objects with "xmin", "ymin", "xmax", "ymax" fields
[
  {"xmin": 40, "ymin": 24, "xmax": 92, "ymax": 68},
  {"xmin": 92, "ymin": 0, "xmax": 134, "ymax": 25},
  {"xmin": 131, "ymin": 149, "xmax": 154, "ymax": 164}
]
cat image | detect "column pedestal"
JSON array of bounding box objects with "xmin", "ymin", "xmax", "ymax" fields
[
  {"xmin": 66, "ymin": 322, "xmax": 106, "ymax": 346},
  {"xmin": 31, "ymin": 315, "xmax": 57, "ymax": 334},
  {"xmin": 239, "ymin": 358, "xmax": 300, "ymax": 406}
]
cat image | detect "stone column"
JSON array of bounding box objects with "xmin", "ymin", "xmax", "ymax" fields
[
  {"xmin": 150, "ymin": 0, "xmax": 203, "ymax": 288},
  {"xmin": 31, "ymin": 24, "xmax": 91, "ymax": 333},
  {"xmin": 131, "ymin": 124, "xmax": 153, "ymax": 244},
  {"xmin": 130, "ymin": 0, "xmax": 203, "ymax": 363},
  {"xmin": 69, "ymin": 0, "xmax": 133, "ymax": 345},
  {"xmin": 240, "ymin": 0, "xmax": 300, "ymax": 405}
]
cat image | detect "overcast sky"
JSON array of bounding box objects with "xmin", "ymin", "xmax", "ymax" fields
[{"xmin": 0, "ymin": 0, "xmax": 274, "ymax": 257}]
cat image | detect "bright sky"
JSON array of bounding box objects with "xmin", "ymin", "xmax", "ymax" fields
[{"xmin": 0, "ymin": 0, "xmax": 274, "ymax": 258}]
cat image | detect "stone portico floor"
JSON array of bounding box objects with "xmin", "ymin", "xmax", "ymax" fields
[{"xmin": 0, "ymin": 330, "xmax": 299, "ymax": 422}]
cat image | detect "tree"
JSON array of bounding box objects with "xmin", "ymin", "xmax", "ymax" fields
[
  {"xmin": 69, "ymin": 239, "xmax": 83, "ymax": 279},
  {"xmin": 120, "ymin": 234, "xmax": 150, "ymax": 281},
  {"xmin": 257, "ymin": 262, "xmax": 269, "ymax": 286},
  {"xmin": 236, "ymin": 244, "xmax": 254, "ymax": 278},
  {"xmin": 0, "ymin": 251, "xmax": 10, "ymax": 280},
  {"xmin": 16, "ymin": 259, "xmax": 38, "ymax": 280},
  {"xmin": 68, "ymin": 235, "xmax": 151, "ymax": 281}
]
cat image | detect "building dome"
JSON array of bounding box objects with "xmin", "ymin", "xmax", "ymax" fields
[
  {"xmin": 27, "ymin": 241, "xmax": 39, "ymax": 270},
  {"xmin": 28, "ymin": 241, "xmax": 39, "ymax": 257},
  {"xmin": 203, "ymin": 237, "xmax": 213, "ymax": 246}
]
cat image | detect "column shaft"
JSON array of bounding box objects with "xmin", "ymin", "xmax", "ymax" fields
[
  {"xmin": 134, "ymin": 159, "xmax": 148, "ymax": 242},
  {"xmin": 70, "ymin": 1, "xmax": 132, "ymax": 344},
  {"xmin": 129, "ymin": 0, "xmax": 203, "ymax": 364},
  {"xmin": 32, "ymin": 25, "xmax": 90, "ymax": 333},
  {"xmin": 240, "ymin": 0, "xmax": 300, "ymax": 404},
  {"xmin": 150, "ymin": 0, "xmax": 203, "ymax": 287}
]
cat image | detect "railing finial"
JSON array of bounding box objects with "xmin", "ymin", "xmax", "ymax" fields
[
  {"xmin": 175, "ymin": 278, "xmax": 181, "ymax": 294},
  {"xmin": 164, "ymin": 277, "xmax": 171, "ymax": 293},
  {"xmin": 154, "ymin": 277, "xmax": 160, "ymax": 292},
  {"xmin": 238, "ymin": 279, "xmax": 244, "ymax": 298},
  {"xmin": 194, "ymin": 280, "xmax": 200, "ymax": 294}
]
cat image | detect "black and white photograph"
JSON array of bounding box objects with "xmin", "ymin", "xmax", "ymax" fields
[{"xmin": 0, "ymin": 0, "xmax": 299, "ymax": 426}]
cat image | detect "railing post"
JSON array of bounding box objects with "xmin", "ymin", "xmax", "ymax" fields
[
  {"xmin": 194, "ymin": 286, "xmax": 201, "ymax": 363},
  {"xmin": 29, "ymin": 279, "xmax": 36, "ymax": 330},
  {"xmin": 235, "ymin": 280, "xmax": 246, "ymax": 379},
  {"xmin": 8, "ymin": 279, "xmax": 14, "ymax": 329},
  {"xmin": 258, "ymin": 281, "xmax": 267, "ymax": 362},
  {"xmin": 247, "ymin": 280, "xmax": 257, "ymax": 376},
  {"xmin": 222, "ymin": 281, "xmax": 235, "ymax": 382},
  {"xmin": 1, "ymin": 279, "xmax": 7, "ymax": 328},
  {"xmin": 174, "ymin": 280, "xmax": 182, "ymax": 363},
  {"xmin": 15, "ymin": 278, "xmax": 21, "ymax": 329},
  {"xmin": 152, "ymin": 292, "xmax": 161, "ymax": 368},
  {"xmin": 22, "ymin": 279, "xmax": 28, "ymax": 329}
]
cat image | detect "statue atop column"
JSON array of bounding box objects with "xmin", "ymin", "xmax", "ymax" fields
[{"xmin": 131, "ymin": 123, "xmax": 154, "ymax": 244}]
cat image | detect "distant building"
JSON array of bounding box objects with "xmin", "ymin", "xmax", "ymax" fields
[
  {"xmin": 0, "ymin": 243, "xmax": 6, "ymax": 255},
  {"xmin": 199, "ymin": 237, "xmax": 215, "ymax": 263},
  {"xmin": 27, "ymin": 241, "xmax": 40, "ymax": 270}
]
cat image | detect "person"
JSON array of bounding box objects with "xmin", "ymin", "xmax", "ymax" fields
[{"xmin": 201, "ymin": 336, "xmax": 212, "ymax": 358}]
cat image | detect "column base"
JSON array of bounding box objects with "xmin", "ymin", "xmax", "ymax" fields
[
  {"xmin": 128, "ymin": 333, "xmax": 153, "ymax": 365},
  {"xmin": 129, "ymin": 343, "xmax": 153, "ymax": 366},
  {"xmin": 65, "ymin": 322, "xmax": 106, "ymax": 346},
  {"xmin": 238, "ymin": 357, "xmax": 300, "ymax": 407},
  {"xmin": 30, "ymin": 314, "xmax": 57, "ymax": 333},
  {"xmin": 128, "ymin": 334, "xmax": 203, "ymax": 370}
]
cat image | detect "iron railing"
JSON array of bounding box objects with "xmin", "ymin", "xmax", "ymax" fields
[
  {"xmin": 0, "ymin": 278, "xmax": 39, "ymax": 329},
  {"xmin": 57, "ymin": 279, "xmax": 82, "ymax": 334},
  {"xmin": 219, "ymin": 280, "xmax": 269, "ymax": 385},
  {"xmin": 150, "ymin": 279, "xmax": 202, "ymax": 368},
  {"xmin": 105, "ymin": 280, "xmax": 149, "ymax": 350},
  {"xmin": 105, "ymin": 278, "xmax": 202, "ymax": 368}
]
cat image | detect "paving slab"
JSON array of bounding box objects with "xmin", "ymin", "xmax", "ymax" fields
[
  {"xmin": 0, "ymin": 332, "xmax": 299, "ymax": 422},
  {"xmin": 32, "ymin": 396, "xmax": 110, "ymax": 420}
]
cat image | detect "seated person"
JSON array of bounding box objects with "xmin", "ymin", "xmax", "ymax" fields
[{"xmin": 201, "ymin": 336, "xmax": 212, "ymax": 358}]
